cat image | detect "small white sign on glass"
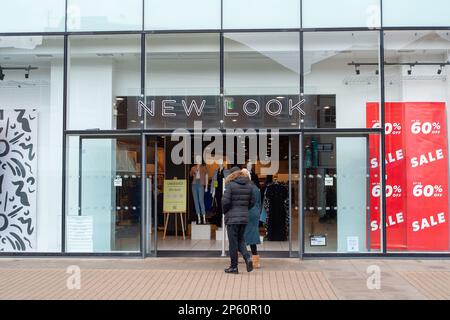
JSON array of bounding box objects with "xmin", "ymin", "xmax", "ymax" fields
[
  {"xmin": 114, "ymin": 176, "xmax": 123, "ymax": 187},
  {"xmin": 310, "ymin": 235, "xmax": 327, "ymax": 246},
  {"xmin": 67, "ymin": 215, "xmax": 93, "ymax": 253},
  {"xmin": 325, "ymin": 176, "xmax": 334, "ymax": 186},
  {"xmin": 347, "ymin": 236, "xmax": 359, "ymax": 252}
]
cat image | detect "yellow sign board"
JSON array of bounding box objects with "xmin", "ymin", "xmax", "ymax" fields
[{"xmin": 163, "ymin": 179, "xmax": 187, "ymax": 213}]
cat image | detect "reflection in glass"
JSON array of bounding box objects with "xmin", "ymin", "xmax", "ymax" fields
[
  {"xmin": 145, "ymin": 0, "xmax": 221, "ymax": 30},
  {"xmin": 383, "ymin": 0, "xmax": 450, "ymax": 27},
  {"xmin": 302, "ymin": 0, "xmax": 380, "ymax": 28},
  {"xmin": 223, "ymin": 0, "xmax": 300, "ymax": 29},
  {"xmin": 0, "ymin": 0, "xmax": 65, "ymax": 33},
  {"xmin": 67, "ymin": 0, "xmax": 142, "ymax": 31}
]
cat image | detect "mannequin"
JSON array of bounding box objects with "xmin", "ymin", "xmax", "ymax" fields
[
  {"xmin": 247, "ymin": 161, "xmax": 260, "ymax": 189},
  {"xmin": 211, "ymin": 159, "xmax": 226, "ymax": 226},
  {"xmin": 190, "ymin": 155, "xmax": 208, "ymax": 224}
]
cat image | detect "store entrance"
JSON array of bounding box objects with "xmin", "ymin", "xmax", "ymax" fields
[{"xmin": 144, "ymin": 134, "xmax": 300, "ymax": 257}]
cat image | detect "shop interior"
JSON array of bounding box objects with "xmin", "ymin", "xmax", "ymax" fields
[{"xmin": 144, "ymin": 135, "xmax": 299, "ymax": 252}]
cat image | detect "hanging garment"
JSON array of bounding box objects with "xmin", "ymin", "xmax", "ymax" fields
[
  {"xmin": 263, "ymin": 182, "xmax": 289, "ymax": 241},
  {"xmin": 204, "ymin": 190, "xmax": 213, "ymax": 211},
  {"xmin": 210, "ymin": 168, "xmax": 225, "ymax": 226}
]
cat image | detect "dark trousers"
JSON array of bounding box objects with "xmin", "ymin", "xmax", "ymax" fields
[{"xmin": 227, "ymin": 224, "xmax": 250, "ymax": 268}]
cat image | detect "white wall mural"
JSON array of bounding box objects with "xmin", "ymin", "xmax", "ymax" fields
[{"xmin": 0, "ymin": 109, "xmax": 37, "ymax": 252}]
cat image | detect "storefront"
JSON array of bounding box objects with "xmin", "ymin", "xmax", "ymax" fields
[{"xmin": 1, "ymin": 0, "xmax": 450, "ymax": 258}]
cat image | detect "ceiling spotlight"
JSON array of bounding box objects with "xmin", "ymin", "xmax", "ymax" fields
[
  {"xmin": 354, "ymin": 65, "xmax": 360, "ymax": 75},
  {"xmin": 437, "ymin": 65, "xmax": 444, "ymax": 75},
  {"xmin": 407, "ymin": 65, "xmax": 413, "ymax": 75},
  {"xmin": 0, "ymin": 67, "xmax": 4, "ymax": 81},
  {"xmin": 25, "ymin": 65, "xmax": 32, "ymax": 79},
  {"xmin": 375, "ymin": 69, "xmax": 379, "ymax": 75}
]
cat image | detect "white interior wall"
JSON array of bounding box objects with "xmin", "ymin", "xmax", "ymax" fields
[
  {"xmin": 305, "ymin": 57, "xmax": 380, "ymax": 128},
  {"xmin": 147, "ymin": 58, "xmax": 219, "ymax": 95},
  {"xmin": 224, "ymin": 57, "xmax": 299, "ymax": 95},
  {"xmin": 68, "ymin": 58, "xmax": 114, "ymax": 130},
  {"xmin": 113, "ymin": 60, "xmax": 140, "ymax": 97}
]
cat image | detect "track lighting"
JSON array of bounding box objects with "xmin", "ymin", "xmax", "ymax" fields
[
  {"xmin": 0, "ymin": 65, "xmax": 38, "ymax": 81},
  {"xmin": 348, "ymin": 61, "xmax": 450, "ymax": 77}
]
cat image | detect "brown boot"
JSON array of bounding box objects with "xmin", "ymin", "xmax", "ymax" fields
[{"xmin": 252, "ymin": 255, "xmax": 261, "ymax": 269}]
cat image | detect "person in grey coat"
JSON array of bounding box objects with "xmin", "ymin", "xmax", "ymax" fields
[{"xmin": 222, "ymin": 167, "xmax": 256, "ymax": 274}]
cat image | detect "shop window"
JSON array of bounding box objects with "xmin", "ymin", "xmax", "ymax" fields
[
  {"xmin": 67, "ymin": 35, "xmax": 141, "ymax": 130},
  {"xmin": 302, "ymin": 0, "xmax": 380, "ymax": 28},
  {"xmin": 145, "ymin": 33, "xmax": 220, "ymax": 129},
  {"xmin": 303, "ymin": 31, "xmax": 381, "ymax": 129},
  {"xmin": 66, "ymin": 136, "xmax": 141, "ymax": 253},
  {"xmin": 67, "ymin": 0, "xmax": 143, "ymax": 31},
  {"xmin": 0, "ymin": 0, "xmax": 65, "ymax": 33},
  {"xmin": 145, "ymin": 0, "xmax": 221, "ymax": 30},
  {"xmin": 0, "ymin": 36, "xmax": 64, "ymax": 252},
  {"xmin": 378, "ymin": 31, "xmax": 450, "ymax": 252},
  {"xmin": 223, "ymin": 0, "xmax": 300, "ymax": 29},
  {"xmin": 383, "ymin": 0, "xmax": 450, "ymax": 27},
  {"xmin": 224, "ymin": 32, "xmax": 301, "ymax": 129},
  {"xmin": 304, "ymin": 133, "xmax": 382, "ymax": 253}
]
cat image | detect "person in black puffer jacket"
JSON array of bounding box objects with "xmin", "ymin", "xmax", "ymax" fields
[{"xmin": 222, "ymin": 167, "xmax": 256, "ymax": 274}]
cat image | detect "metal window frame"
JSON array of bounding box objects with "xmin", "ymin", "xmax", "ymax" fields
[{"xmin": 2, "ymin": 0, "xmax": 450, "ymax": 258}]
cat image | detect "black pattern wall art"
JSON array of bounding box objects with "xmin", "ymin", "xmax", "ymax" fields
[{"xmin": 0, "ymin": 109, "xmax": 37, "ymax": 252}]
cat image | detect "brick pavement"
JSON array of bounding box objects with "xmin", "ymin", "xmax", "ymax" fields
[{"xmin": 0, "ymin": 258, "xmax": 450, "ymax": 300}]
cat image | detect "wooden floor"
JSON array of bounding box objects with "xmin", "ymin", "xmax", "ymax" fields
[{"xmin": 1, "ymin": 258, "xmax": 450, "ymax": 300}]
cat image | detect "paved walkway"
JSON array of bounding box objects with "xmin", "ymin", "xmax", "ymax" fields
[{"xmin": 1, "ymin": 258, "xmax": 450, "ymax": 300}]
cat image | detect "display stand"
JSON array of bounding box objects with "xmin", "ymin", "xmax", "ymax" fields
[{"xmin": 163, "ymin": 212, "xmax": 186, "ymax": 240}]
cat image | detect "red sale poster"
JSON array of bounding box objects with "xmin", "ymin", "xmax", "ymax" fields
[
  {"xmin": 404, "ymin": 103, "xmax": 449, "ymax": 251},
  {"xmin": 366, "ymin": 103, "xmax": 407, "ymax": 250},
  {"xmin": 366, "ymin": 102, "xmax": 449, "ymax": 251},
  {"xmin": 366, "ymin": 102, "xmax": 382, "ymax": 249}
]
